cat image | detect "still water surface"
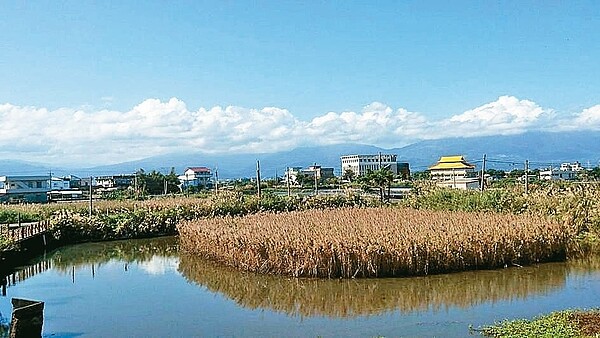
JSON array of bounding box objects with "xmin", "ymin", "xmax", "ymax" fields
[{"xmin": 1, "ymin": 237, "xmax": 600, "ymax": 337}]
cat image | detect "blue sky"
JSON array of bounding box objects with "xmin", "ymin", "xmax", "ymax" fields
[{"xmin": 1, "ymin": 1, "xmax": 600, "ymax": 165}]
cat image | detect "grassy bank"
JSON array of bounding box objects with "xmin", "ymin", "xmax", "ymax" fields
[
  {"xmin": 479, "ymin": 309, "xmax": 600, "ymax": 337},
  {"xmin": 0, "ymin": 193, "xmax": 375, "ymax": 250},
  {"xmin": 403, "ymin": 182, "xmax": 600, "ymax": 235},
  {"xmin": 178, "ymin": 207, "xmax": 576, "ymax": 278}
]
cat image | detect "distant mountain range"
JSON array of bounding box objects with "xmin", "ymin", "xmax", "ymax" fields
[{"xmin": 2, "ymin": 131, "xmax": 600, "ymax": 178}]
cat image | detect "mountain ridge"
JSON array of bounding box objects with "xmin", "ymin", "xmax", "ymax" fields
[{"xmin": 2, "ymin": 131, "xmax": 599, "ymax": 178}]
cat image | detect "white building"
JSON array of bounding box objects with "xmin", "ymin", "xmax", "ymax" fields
[
  {"xmin": 341, "ymin": 154, "xmax": 399, "ymax": 177},
  {"xmin": 283, "ymin": 165, "xmax": 334, "ymax": 184},
  {"xmin": 179, "ymin": 167, "xmax": 213, "ymax": 189},
  {"xmin": 539, "ymin": 162, "xmax": 583, "ymax": 181},
  {"xmin": 51, "ymin": 177, "xmax": 71, "ymax": 190}
]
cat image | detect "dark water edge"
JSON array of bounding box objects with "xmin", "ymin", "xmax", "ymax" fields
[{"xmin": 1, "ymin": 236, "xmax": 600, "ymax": 337}]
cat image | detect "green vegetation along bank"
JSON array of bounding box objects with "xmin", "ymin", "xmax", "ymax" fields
[{"xmin": 479, "ymin": 309, "xmax": 600, "ymax": 337}]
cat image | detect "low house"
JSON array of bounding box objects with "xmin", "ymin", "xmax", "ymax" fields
[
  {"xmin": 96, "ymin": 174, "xmax": 135, "ymax": 189},
  {"xmin": 428, "ymin": 155, "xmax": 479, "ymax": 190},
  {"xmin": 283, "ymin": 165, "xmax": 335, "ymax": 184},
  {"xmin": 47, "ymin": 176, "xmax": 84, "ymax": 202},
  {"xmin": 283, "ymin": 167, "xmax": 303, "ymax": 184},
  {"xmin": 305, "ymin": 165, "xmax": 335, "ymax": 180},
  {"xmin": 0, "ymin": 175, "xmax": 50, "ymax": 203},
  {"xmin": 179, "ymin": 167, "xmax": 213, "ymax": 189}
]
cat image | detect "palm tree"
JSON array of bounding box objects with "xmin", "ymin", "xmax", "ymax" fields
[{"xmin": 367, "ymin": 168, "xmax": 395, "ymax": 202}]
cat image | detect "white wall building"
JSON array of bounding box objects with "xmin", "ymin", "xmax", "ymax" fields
[
  {"xmin": 539, "ymin": 162, "xmax": 583, "ymax": 181},
  {"xmin": 341, "ymin": 154, "xmax": 399, "ymax": 177},
  {"xmin": 179, "ymin": 167, "xmax": 213, "ymax": 189}
]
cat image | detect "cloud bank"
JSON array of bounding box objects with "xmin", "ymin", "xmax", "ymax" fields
[{"xmin": 0, "ymin": 96, "xmax": 597, "ymax": 166}]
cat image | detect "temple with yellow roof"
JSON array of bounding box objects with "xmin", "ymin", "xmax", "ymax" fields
[{"xmin": 428, "ymin": 155, "xmax": 480, "ymax": 190}]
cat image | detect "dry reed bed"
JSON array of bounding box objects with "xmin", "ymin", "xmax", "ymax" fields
[{"xmin": 178, "ymin": 207, "xmax": 577, "ymax": 278}]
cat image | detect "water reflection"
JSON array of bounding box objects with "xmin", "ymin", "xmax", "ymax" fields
[
  {"xmin": 179, "ymin": 252, "xmax": 572, "ymax": 318},
  {"xmin": 5, "ymin": 237, "xmax": 600, "ymax": 320},
  {"xmin": 48, "ymin": 237, "xmax": 178, "ymax": 272},
  {"xmin": 1, "ymin": 237, "xmax": 178, "ymax": 289}
]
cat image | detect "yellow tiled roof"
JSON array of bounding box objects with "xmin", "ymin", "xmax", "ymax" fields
[
  {"xmin": 438, "ymin": 156, "xmax": 465, "ymax": 163},
  {"xmin": 428, "ymin": 155, "xmax": 475, "ymax": 170}
]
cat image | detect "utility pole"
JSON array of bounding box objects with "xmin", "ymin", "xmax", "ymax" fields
[
  {"xmin": 256, "ymin": 160, "xmax": 261, "ymax": 199},
  {"xmin": 286, "ymin": 167, "xmax": 291, "ymax": 197},
  {"xmin": 314, "ymin": 171, "xmax": 318, "ymax": 195},
  {"xmin": 524, "ymin": 160, "xmax": 529, "ymax": 194},
  {"xmin": 89, "ymin": 176, "xmax": 93, "ymax": 217},
  {"xmin": 134, "ymin": 174, "xmax": 138, "ymax": 199},
  {"xmin": 48, "ymin": 171, "xmax": 53, "ymax": 191},
  {"xmin": 480, "ymin": 154, "xmax": 487, "ymax": 192},
  {"xmin": 214, "ymin": 167, "xmax": 219, "ymax": 194}
]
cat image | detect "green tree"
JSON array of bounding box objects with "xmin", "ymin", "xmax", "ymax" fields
[
  {"xmin": 363, "ymin": 168, "xmax": 395, "ymax": 202},
  {"xmin": 342, "ymin": 169, "xmax": 356, "ymax": 182},
  {"xmin": 589, "ymin": 166, "xmax": 600, "ymax": 180},
  {"xmin": 135, "ymin": 168, "xmax": 179, "ymax": 195}
]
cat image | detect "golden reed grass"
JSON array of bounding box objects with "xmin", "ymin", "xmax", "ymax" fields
[{"xmin": 178, "ymin": 207, "xmax": 577, "ymax": 278}]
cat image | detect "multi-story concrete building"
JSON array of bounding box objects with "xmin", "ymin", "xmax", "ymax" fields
[{"xmin": 341, "ymin": 154, "xmax": 400, "ymax": 177}]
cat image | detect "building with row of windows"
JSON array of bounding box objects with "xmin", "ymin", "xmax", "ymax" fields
[{"xmin": 340, "ymin": 154, "xmax": 410, "ymax": 179}]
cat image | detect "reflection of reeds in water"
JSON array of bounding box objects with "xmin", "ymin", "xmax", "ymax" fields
[
  {"xmin": 178, "ymin": 252, "xmax": 570, "ymax": 318},
  {"xmin": 178, "ymin": 207, "xmax": 576, "ymax": 278}
]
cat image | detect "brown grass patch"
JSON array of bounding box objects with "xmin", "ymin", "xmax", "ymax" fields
[{"xmin": 178, "ymin": 207, "xmax": 576, "ymax": 278}]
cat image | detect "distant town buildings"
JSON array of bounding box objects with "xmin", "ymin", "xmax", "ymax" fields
[
  {"xmin": 428, "ymin": 155, "xmax": 479, "ymax": 190},
  {"xmin": 2, "ymin": 155, "xmax": 597, "ymax": 204},
  {"xmin": 539, "ymin": 162, "xmax": 585, "ymax": 181}
]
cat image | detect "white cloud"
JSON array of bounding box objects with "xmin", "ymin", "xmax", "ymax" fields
[
  {"xmin": 0, "ymin": 96, "xmax": 595, "ymax": 166},
  {"xmin": 138, "ymin": 256, "xmax": 179, "ymax": 276},
  {"xmin": 571, "ymin": 105, "xmax": 600, "ymax": 130},
  {"xmin": 438, "ymin": 96, "xmax": 549, "ymax": 137}
]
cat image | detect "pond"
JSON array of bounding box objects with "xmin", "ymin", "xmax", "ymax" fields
[{"xmin": 1, "ymin": 237, "xmax": 600, "ymax": 337}]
